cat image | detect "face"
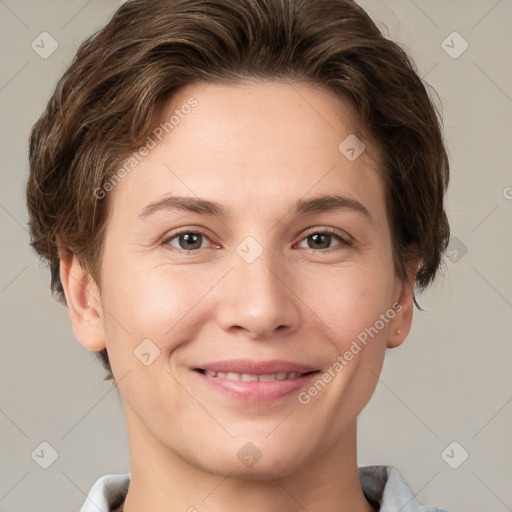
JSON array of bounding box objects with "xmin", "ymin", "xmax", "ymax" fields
[{"xmin": 71, "ymin": 80, "xmax": 413, "ymax": 479}]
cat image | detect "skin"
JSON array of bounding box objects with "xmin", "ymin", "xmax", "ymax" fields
[{"xmin": 60, "ymin": 80, "xmax": 416, "ymax": 512}]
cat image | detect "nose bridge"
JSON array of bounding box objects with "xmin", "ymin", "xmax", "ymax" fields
[{"xmin": 215, "ymin": 240, "xmax": 302, "ymax": 338}]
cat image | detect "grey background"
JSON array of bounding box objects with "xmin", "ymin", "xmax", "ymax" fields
[{"xmin": 1, "ymin": 0, "xmax": 511, "ymax": 511}]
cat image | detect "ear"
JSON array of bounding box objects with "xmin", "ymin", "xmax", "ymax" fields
[
  {"xmin": 386, "ymin": 261, "xmax": 418, "ymax": 349},
  {"xmin": 59, "ymin": 250, "xmax": 106, "ymax": 352}
]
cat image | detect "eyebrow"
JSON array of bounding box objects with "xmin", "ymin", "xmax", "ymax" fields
[{"xmin": 138, "ymin": 194, "xmax": 373, "ymax": 224}]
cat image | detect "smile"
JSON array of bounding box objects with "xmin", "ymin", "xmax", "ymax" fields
[
  {"xmin": 196, "ymin": 369, "xmax": 317, "ymax": 381},
  {"xmin": 191, "ymin": 361, "xmax": 321, "ymax": 403}
]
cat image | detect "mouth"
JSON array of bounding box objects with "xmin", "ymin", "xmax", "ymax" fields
[
  {"xmin": 191, "ymin": 359, "xmax": 321, "ymax": 403},
  {"xmin": 194, "ymin": 368, "xmax": 319, "ymax": 381}
]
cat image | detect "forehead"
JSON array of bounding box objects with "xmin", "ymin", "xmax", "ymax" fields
[
  {"xmin": 108, "ymin": 79, "xmax": 385, "ymax": 220},
  {"xmin": 166, "ymin": 79, "xmax": 366, "ymax": 161}
]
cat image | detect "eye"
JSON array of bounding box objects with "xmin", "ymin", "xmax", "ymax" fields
[
  {"xmin": 163, "ymin": 230, "xmax": 213, "ymax": 251},
  {"xmin": 296, "ymin": 229, "xmax": 352, "ymax": 251},
  {"xmin": 162, "ymin": 228, "xmax": 352, "ymax": 253}
]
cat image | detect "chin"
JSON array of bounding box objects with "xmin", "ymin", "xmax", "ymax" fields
[{"xmin": 194, "ymin": 440, "xmax": 309, "ymax": 481}]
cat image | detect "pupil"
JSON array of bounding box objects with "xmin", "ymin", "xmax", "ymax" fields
[
  {"xmin": 310, "ymin": 233, "xmax": 330, "ymax": 249},
  {"xmin": 180, "ymin": 233, "xmax": 201, "ymax": 250}
]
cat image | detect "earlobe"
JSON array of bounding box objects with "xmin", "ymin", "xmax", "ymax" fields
[
  {"xmin": 59, "ymin": 251, "xmax": 106, "ymax": 352},
  {"xmin": 386, "ymin": 271, "xmax": 416, "ymax": 349}
]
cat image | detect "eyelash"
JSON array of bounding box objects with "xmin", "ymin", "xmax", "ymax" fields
[{"xmin": 161, "ymin": 227, "xmax": 353, "ymax": 253}]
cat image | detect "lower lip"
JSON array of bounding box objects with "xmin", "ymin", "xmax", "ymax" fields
[{"xmin": 192, "ymin": 370, "xmax": 320, "ymax": 403}]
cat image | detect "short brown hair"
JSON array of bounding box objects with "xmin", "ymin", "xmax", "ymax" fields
[{"xmin": 26, "ymin": 0, "xmax": 450, "ymax": 382}]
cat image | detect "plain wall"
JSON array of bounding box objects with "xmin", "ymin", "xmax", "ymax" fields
[{"xmin": 0, "ymin": 1, "xmax": 511, "ymax": 511}]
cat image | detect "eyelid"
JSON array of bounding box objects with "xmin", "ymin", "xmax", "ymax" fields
[{"xmin": 299, "ymin": 226, "xmax": 352, "ymax": 242}]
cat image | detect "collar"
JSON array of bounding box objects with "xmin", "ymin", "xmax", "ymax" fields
[{"xmin": 79, "ymin": 465, "xmax": 448, "ymax": 512}]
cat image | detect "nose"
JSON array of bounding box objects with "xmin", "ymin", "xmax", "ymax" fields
[{"xmin": 215, "ymin": 247, "xmax": 302, "ymax": 340}]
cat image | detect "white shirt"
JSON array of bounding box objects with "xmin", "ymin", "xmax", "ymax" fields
[{"xmin": 79, "ymin": 465, "xmax": 450, "ymax": 511}]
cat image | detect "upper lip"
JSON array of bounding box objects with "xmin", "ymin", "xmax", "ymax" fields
[{"xmin": 194, "ymin": 359, "xmax": 319, "ymax": 375}]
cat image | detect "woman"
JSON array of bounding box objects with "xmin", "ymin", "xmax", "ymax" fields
[{"xmin": 26, "ymin": 0, "xmax": 450, "ymax": 510}]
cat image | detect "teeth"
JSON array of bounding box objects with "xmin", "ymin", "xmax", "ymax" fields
[
  {"xmin": 201, "ymin": 370, "xmax": 307, "ymax": 381},
  {"xmin": 240, "ymin": 373, "xmax": 258, "ymax": 382},
  {"xmin": 258, "ymin": 374, "xmax": 276, "ymax": 381}
]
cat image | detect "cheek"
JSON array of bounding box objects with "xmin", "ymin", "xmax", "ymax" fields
[
  {"xmin": 99, "ymin": 254, "xmax": 223, "ymax": 359},
  {"xmin": 309, "ymin": 257, "xmax": 396, "ymax": 340},
  {"xmin": 308, "ymin": 268, "xmax": 395, "ymax": 404}
]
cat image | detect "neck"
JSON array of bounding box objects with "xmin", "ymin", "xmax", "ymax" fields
[{"xmin": 121, "ymin": 405, "xmax": 375, "ymax": 512}]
